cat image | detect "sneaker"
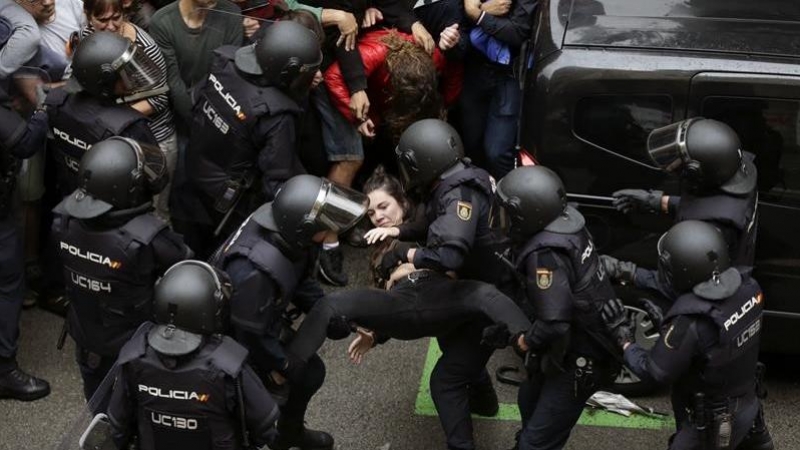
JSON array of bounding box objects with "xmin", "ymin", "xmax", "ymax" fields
[
  {"xmin": 318, "ymin": 246, "xmax": 348, "ymax": 287},
  {"xmin": 22, "ymin": 288, "xmax": 38, "ymax": 309},
  {"xmin": 272, "ymin": 425, "xmax": 334, "ymax": 450},
  {"xmin": 468, "ymin": 381, "xmax": 499, "ymax": 417},
  {"xmin": 0, "ymin": 367, "xmax": 51, "ymax": 401}
]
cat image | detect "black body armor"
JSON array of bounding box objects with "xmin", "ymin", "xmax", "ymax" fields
[
  {"xmin": 55, "ymin": 206, "xmax": 167, "ymax": 355},
  {"xmin": 44, "ymin": 89, "xmax": 147, "ymax": 194}
]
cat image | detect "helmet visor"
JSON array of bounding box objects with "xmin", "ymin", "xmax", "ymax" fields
[
  {"xmin": 309, "ymin": 180, "xmax": 368, "ymax": 234},
  {"xmin": 395, "ymin": 145, "xmax": 418, "ymax": 189},
  {"xmin": 647, "ymin": 119, "xmax": 697, "ymax": 172},
  {"xmin": 126, "ymin": 138, "xmax": 168, "ymax": 194},
  {"xmin": 288, "ymin": 52, "xmax": 322, "ymax": 97},
  {"xmin": 115, "ymin": 43, "xmax": 162, "ymax": 95},
  {"xmin": 656, "ymin": 231, "xmax": 673, "ymax": 288}
]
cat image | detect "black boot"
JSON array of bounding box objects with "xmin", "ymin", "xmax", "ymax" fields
[
  {"xmin": 0, "ymin": 366, "xmax": 51, "ymax": 401},
  {"xmin": 272, "ymin": 422, "xmax": 334, "ymax": 450},
  {"xmin": 739, "ymin": 405, "xmax": 774, "ymax": 450},
  {"xmin": 318, "ymin": 246, "xmax": 347, "ymax": 287},
  {"xmin": 468, "ymin": 380, "xmax": 499, "ymax": 417}
]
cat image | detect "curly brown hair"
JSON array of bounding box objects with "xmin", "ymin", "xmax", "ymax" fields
[{"xmin": 382, "ymin": 32, "xmax": 443, "ymax": 144}]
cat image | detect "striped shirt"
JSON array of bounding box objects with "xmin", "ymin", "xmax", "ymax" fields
[{"xmin": 78, "ymin": 23, "xmax": 175, "ymax": 142}]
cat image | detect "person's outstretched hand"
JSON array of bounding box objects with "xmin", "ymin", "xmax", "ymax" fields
[
  {"xmin": 364, "ymin": 226, "xmax": 399, "ymax": 245},
  {"xmin": 348, "ymin": 327, "xmax": 375, "ymax": 364}
]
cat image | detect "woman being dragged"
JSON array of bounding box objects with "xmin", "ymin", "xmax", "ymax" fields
[{"xmin": 289, "ymin": 166, "xmax": 530, "ymax": 359}]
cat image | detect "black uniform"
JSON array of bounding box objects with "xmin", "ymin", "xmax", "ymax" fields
[
  {"xmin": 634, "ymin": 184, "xmax": 758, "ymax": 300},
  {"xmin": 171, "ymin": 46, "xmax": 305, "ymax": 258},
  {"xmin": 624, "ymin": 270, "xmax": 765, "ymax": 450},
  {"xmin": 42, "ymin": 88, "xmax": 158, "ymax": 196},
  {"xmin": 53, "ymin": 202, "xmax": 191, "ymax": 400},
  {"xmin": 405, "ymin": 161, "xmax": 505, "ymax": 284},
  {"xmin": 210, "ymin": 216, "xmax": 325, "ymax": 430},
  {"xmin": 107, "ymin": 322, "xmax": 280, "ymax": 450},
  {"xmin": 671, "ymin": 182, "xmax": 758, "ymax": 268},
  {"xmin": 514, "ymin": 226, "xmax": 620, "ymax": 450},
  {"xmin": 0, "ymin": 86, "xmax": 48, "ymax": 376},
  {"xmin": 396, "ymin": 161, "xmax": 512, "ymax": 450}
]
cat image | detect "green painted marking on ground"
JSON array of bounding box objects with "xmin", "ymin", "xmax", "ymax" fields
[{"xmin": 414, "ymin": 339, "xmax": 674, "ymax": 430}]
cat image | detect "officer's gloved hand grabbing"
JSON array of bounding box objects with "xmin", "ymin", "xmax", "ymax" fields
[
  {"xmin": 600, "ymin": 299, "xmax": 634, "ymax": 348},
  {"xmin": 599, "ymin": 255, "xmax": 637, "ymax": 284},
  {"xmin": 379, "ymin": 241, "xmax": 413, "ymax": 279},
  {"xmin": 481, "ymin": 323, "xmax": 513, "ymax": 349},
  {"xmin": 612, "ymin": 189, "xmax": 664, "ymax": 214},
  {"xmin": 640, "ymin": 299, "xmax": 664, "ymax": 330},
  {"xmin": 327, "ymin": 315, "xmax": 354, "ymax": 340}
]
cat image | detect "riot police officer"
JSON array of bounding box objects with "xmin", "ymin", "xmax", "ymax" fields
[
  {"xmin": 171, "ymin": 20, "xmax": 323, "ymax": 259},
  {"xmin": 106, "ymin": 260, "xmax": 280, "ymax": 450},
  {"xmin": 41, "ymin": 31, "xmax": 160, "ymax": 196},
  {"xmin": 211, "ymin": 174, "xmax": 367, "ymax": 450},
  {"xmin": 0, "ymin": 80, "xmax": 50, "ymax": 401},
  {"xmin": 601, "ymin": 220, "xmax": 773, "ymax": 450},
  {"xmin": 611, "ymin": 118, "xmax": 758, "ymax": 267},
  {"xmin": 53, "ymin": 137, "xmax": 191, "ymax": 400},
  {"xmin": 495, "ymin": 166, "xmax": 621, "ymax": 450},
  {"xmin": 384, "ymin": 118, "xmax": 510, "ymax": 450}
]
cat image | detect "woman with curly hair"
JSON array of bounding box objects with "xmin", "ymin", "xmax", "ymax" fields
[
  {"xmin": 286, "ymin": 166, "xmax": 530, "ymax": 450},
  {"xmin": 324, "ymin": 29, "xmax": 461, "ymax": 142}
]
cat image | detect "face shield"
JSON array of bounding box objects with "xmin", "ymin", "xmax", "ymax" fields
[
  {"xmin": 287, "ymin": 53, "xmax": 322, "ymax": 98},
  {"xmin": 656, "ymin": 231, "xmax": 673, "ymax": 289},
  {"xmin": 494, "ymin": 188, "xmax": 522, "ymax": 237},
  {"xmin": 122, "ymin": 137, "xmax": 169, "ymax": 195},
  {"xmin": 113, "ymin": 42, "xmax": 162, "ymax": 96},
  {"xmin": 647, "ymin": 118, "xmax": 700, "ymax": 173},
  {"xmin": 308, "ymin": 180, "xmax": 368, "ymax": 234},
  {"xmin": 395, "ymin": 145, "xmax": 418, "ymax": 189}
]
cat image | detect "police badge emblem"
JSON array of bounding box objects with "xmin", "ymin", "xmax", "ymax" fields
[
  {"xmin": 457, "ymin": 201, "xmax": 472, "ymax": 221},
  {"xmin": 536, "ymin": 268, "xmax": 553, "ymax": 289}
]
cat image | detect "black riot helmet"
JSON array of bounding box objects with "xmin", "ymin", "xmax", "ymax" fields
[
  {"xmin": 657, "ymin": 220, "xmax": 741, "ymax": 299},
  {"xmin": 63, "ymin": 137, "xmax": 168, "ymax": 219},
  {"xmin": 234, "ymin": 21, "xmax": 322, "ymax": 97},
  {"xmin": 395, "ymin": 119, "xmax": 464, "ymax": 191},
  {"xmin": 647, "ymin": 118, "xmax": 757, "ymax": 195},
  {"xmin": 67, "ymin": 31, "xmax": 162, "ymax": 100},
  {"xmin": 149, "ymin": 260, "xmax": 232, "ymax": 356},
  {"xmin": 496, "ymin": 166, "xmax": 584, "ymax": 238},
  {"xmin": 251, "ymin": 174, "xmax": 368, "ymax": 248}
]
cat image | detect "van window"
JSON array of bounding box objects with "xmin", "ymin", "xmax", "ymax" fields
[
  {"xmin": 702, "ymin": 96, "xmax": 800, "ymax": 204},
  {"xmin": 573, "ymin": 95, "xmax": 673, "ymax": 166}
]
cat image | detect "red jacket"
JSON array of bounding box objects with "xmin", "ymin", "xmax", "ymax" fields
[{"xmin": 324, "ymin": 29, "xmax": 462, "ymax": 126}]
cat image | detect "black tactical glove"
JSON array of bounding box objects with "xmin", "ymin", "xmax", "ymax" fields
[
  {"xmin": 599, "ymin": 255, "xmax": 638, "ymax": 284},
  {"xmin": 481, "ymin": 323, "xmax": 513, "ymax": 349},
  {"xmin": 379, "ymin": 241, "xmax": 413, "ymax": 279},
  {"xmin": 612, "ymin": 189, "xmax": 664, "ymax": 214},
  {"xmin": 327, "ymin": 315, "xmax": 354, "ymax": 340},
  {"xmin": 600, "ymin": 298, "xmax": 634, "ymax": 348},
  {"xmin": 640, "ymin": 298, "xmax": 664, "ymax": 330}
]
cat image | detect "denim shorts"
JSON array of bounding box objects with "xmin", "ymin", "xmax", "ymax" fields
[{"xmin": 311, "ymin": 84, "xmax": 364, "ymax": 162}]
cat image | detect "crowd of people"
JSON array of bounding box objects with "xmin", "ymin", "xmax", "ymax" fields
[{"xmin": 0, "ymin": 0, "xmax": 778, "ymax": 449}]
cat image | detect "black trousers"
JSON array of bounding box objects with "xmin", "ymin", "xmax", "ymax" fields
[
  {"xmin": 289, "ymin": 272, "xmax": 531, "ymax": 449},
  {"xmin": 668, "ymin": 392, "xmax": 760, "ymax": 450},
  {"xmin": 0, "ymin": 212, "xmax": 23, "ymax": 373}
]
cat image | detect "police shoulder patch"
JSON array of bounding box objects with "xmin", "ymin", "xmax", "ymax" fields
[
  {"xmin": 456, "ymin": 201, "xmax": 472, "ymax": 221},
  {"xmin": 535, "ymin": 268, "xmax": 553, "ymax": 290}
]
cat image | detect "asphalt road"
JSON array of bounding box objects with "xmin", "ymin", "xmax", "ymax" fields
[{"xmin": 1, "ymin": 245, "xmax": 799, "ymax": 450}]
